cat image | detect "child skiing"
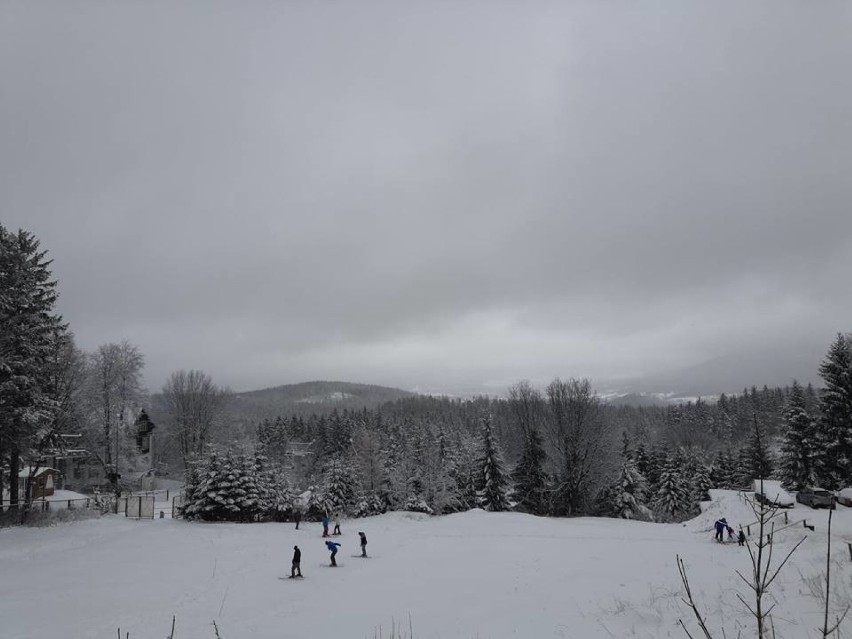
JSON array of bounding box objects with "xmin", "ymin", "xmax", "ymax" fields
[
  {"xmin": 358, "ymin": 531, "xmax": 368, "ymax": 557},
  {"xmin": 325, "ymin": 540, "xmax": 341, "ymax": 566},
  {"xmin": 738, "ymin": 528, "xmax": 746, "ymax": 547},
  {"xmin": 333, "ymin": 514, "xmax": 341, "ymax": 536},
  {"xmin": 294, "ymin": 509, "xmax": 301, "ymax": 530},
  {"xmin": 321, "ymin": 513, "xmax": 330, "ymax": 538},
  {"xmin": 726, "ymin": 524, "xmax": 735, "ymax": 542}
]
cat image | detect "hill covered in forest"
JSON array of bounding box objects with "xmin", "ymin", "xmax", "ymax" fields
[{"xmin": 225, "ymin": 380, "xmax": 416, "ymax": 420}]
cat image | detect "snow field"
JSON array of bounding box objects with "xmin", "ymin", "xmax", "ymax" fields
[{"xmin": 2, "ymin": 493, "xmax": 852, "ymax": 638}]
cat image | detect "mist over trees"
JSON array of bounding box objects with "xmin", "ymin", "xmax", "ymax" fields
[{"xmin": 4, "ymin": 225, "xmax": 852, "ymax": 526}]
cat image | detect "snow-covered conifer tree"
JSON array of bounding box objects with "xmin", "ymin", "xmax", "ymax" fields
[
  {"xmin": 778, "ymin": 381, "xmax": 817, "ymax": 491},
  {"xmin": 477, "ymin": 415, "xmax": 510, "ymax": 512},
  {"xmin": 322, "ymin": 455, "xmax": 361, "ymax": 516},
  {"xmin": 815, "ymin": 334, "xmax": 852, "ymax": 488},
  {"xmin": 653, "ymin": 457, "xmax": 689, "ymax": 521},
  {"xmin": 511, "ymin": 427, "xmax": 548, "ymax": 515},
  {"xmin": 605, "ymin": 459, "xmax": 647, "ymax": 520}
]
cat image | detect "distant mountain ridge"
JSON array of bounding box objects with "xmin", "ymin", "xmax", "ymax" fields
[{"xmin": 227, "ymin": 380, "xmax": 416, "ymax": 420}]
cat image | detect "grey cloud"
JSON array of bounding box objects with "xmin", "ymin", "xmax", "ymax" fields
[{"xmin": 2, "ymin": 1, "xmax": 850, "ymax": 392}]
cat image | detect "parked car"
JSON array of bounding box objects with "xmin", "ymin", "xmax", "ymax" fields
[
  {"xmin": 796, "ymin": 487, "xmax": 835, "ymax": 509},
  {"xmin": 752, "ymin": 480, "xmax": 795, "ymax": 508},
  {"xmin": 836, "ymin": 488, "xmax": 852, "ymax": 507}
]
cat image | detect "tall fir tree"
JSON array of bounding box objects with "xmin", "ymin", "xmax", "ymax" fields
[
  {"xmin": 322, "ymin": 455, "xmax": 361, "ymax": 516},
  {"xmin": 653, "ymin": 457, "xmax": 689, "ymax": 521},
  {"xmin": 511, "ymin": 427, "xmax": 548, "ymax": 515},
  {"xmin": 815, "ymin": 334, "xmax": 852, "ymax": 489},
  {"xmin": 0, "ymin": 226, "xmax": 67, "ymax": 505},
  {"xmin": 604, "ymin": 459, "xmax": 647, "ymax": 520},
  {"xmin": 777, "ymin": 381, "xmax": 817, "ymax": 491},
  {"xmin": 477, "ymin": 415, "xmax": 510, "ymax": 512},
  {"xmin": 738, "ymin": 416, "xmax": 774, "ymax": 484}
]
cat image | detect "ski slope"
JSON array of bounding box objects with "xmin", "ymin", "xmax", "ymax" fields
[{"xmin": 2, "ymin": 491, "xmax": 851, "ymax": 638}]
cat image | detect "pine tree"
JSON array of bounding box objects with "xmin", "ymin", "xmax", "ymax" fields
[
  {"xmin": 740, "ymin": 416, "xmax": 774, "ymax": 483},
  {"xmin": 653, "ymin": 457, "xmax": 689, "ymax": 521},
  {"xmin": 511, "ymin": 427, "xmax": 548, "ymax": 515},
  {"xmin": 185, "ymin": 449, "xmax": 245, "ymax": 521},
  {"xmin": 710, "ymin": 448, "xmax": 737, "ymax": 489},
  {"xmin": 605, "ymin": 460, "xmax": 647, "ymax": 520},
  {"xmin": 777, "ymin": 381, "xmax": 817, "ymax": 491},
  {"xmin": 476, "ymin": 415, "xmax": 510, "ymax": 512},
  {"xmin": 322, "ymin": 455, "xmax": 361, "ymax": 516},
  {"xmin": 0, "ymin": 226, "xmax": 67, "ymax": 506},
  {"xmin": 690, "ymin": 462, "xmax": 712, "ymax": 504},
  {"xmin": 815, "ymin": 334, "xmax": 852, "ymax": 489}
]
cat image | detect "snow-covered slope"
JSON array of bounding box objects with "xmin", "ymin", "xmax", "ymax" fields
[{"xmin": 2, "ymin": 498, "xmax": 850, "ymax": 638}]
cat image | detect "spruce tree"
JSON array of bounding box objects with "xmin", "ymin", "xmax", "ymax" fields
[
  {"xmin": 816, "ymin": 334, "xmax": 852, "ymax": 489},
  {"xmin": 0, "ymin": 226, "xmax": 67, "ymax": 505},
  {"xmin": 740, "ymin": 416, "xmax": 773, "ymax": 483},
  {"xmin": 606, "ymin": 460, "xmax": 647, "ymax": 520},
  {"xmin": 778, "ymin": 381, "xmax": 817, "ymax": 491},
  {"xmin": 322, "ymin": 455, "xmax": 361, "ymax": 516},
  {"xmin": 710, "ymin": 448, "xmax": 737, "ymax": 489},
  {"xmin": 477, "ymin": 415, "xmax": 510, "ymax": 512},
  {"xmin": 511, "ymin": 427, "xmax": 548, "ymax": 515},
  {"xmin": 653, "ymin": 457, "xmax": 688, "ymax": 521}
]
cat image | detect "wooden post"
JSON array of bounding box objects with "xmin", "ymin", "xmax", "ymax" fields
[
  {"xmin": 166, "ymin": 489, "xmax": 169, "ymax": 501},
  {"xmin": 784, "ymin": 512, "xmax": 788, "ymax": 524},
  {"xmin": 847, "ymin": 543, "xmax": 852, "ymax": 562},
  {"xmin": 747, "ymin": 524, "xmax": 751, "ymax": 535},
  {"xmin": 68, "ymin": 499, "xmax": 72, "ymax": 510}
]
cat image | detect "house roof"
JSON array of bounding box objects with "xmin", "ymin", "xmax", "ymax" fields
[{"xmin": 18, "ymin": 466, "xmax": 60, "ymax": 478}]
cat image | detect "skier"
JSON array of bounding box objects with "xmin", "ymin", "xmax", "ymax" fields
[
  {"xmin": 291, "ymin": 545, "xmax": 302, "ymax": 578},
  {"xmin": 358, "ymin": 531, "xmax": 368, "ymax": 557},
  {"xmin": 738, "ymin": 528, "xmax": 746, "ymax": 547},
  {"xmin": 333, "ymin": 514, "xmax": 341, "ymax": 536},
  {"xmin": 713, "ymin": 517, "xmax": 727, "ymax": 542},
  {"xmin": 325, "ymin": 539, "xmax": 341, "ymax": 566},
  {"xmin": 726, "ymin": 524, "xmax": 735, "ymax": 542},
  {"xmin": 321, "ymin": 513, "xmax": 330, "ymax": 538},
  {"xmin": 294, "ymin": 509, "xmax": 302, "ymax": 530}
]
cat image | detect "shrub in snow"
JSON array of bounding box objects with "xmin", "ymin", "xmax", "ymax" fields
[
  {"xmin": 353, "ymin": 493, "xmax": 386, "ymax": 518},
  {"xmin": 403, "ymin": 496, "xmax": 434, "ymax": 515},
  {"xmin": 183, "ymin": 448, "xmax": 291, "ymax": 522}
]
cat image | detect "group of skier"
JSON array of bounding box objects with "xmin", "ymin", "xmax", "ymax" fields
[
  {"xmin": 714, "ymin": 517, "xmax": 746, "ymax": 546},
  {"xmin": 289, "ymin": 512, "xmax": 369, "ymax": 578}
]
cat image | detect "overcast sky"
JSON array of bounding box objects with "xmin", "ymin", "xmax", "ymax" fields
[{"xmin": 2, "ymin": 1, "xmax": 851, "ymax": 394}]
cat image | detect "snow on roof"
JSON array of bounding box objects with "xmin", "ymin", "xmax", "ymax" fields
[{"xmin": 18, "ymin": 466, "xmax": 60, "ymax": 478}]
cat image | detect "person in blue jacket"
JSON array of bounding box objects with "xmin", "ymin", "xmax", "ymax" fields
[
  {"xmin": 714, "ymin": 517, "xmax": 727, "ymax": 542},
  {"xmin": 321, "ymin": 513, "xmax": 330, "ymax": 538},
  {"xmin": 325, "ymin": 540, "xmax": 341, "ymax": 566}
]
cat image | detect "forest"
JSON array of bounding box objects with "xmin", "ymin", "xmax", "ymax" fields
[{"xmin": 3, "ymin": 222, "xmax": 852, "ymax": 527}]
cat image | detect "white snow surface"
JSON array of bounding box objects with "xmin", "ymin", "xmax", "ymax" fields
[{"xmin": 3, "ymin": 492, "xmax": 852, "ymax": 638}]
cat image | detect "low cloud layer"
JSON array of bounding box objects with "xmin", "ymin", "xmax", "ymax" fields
[{"xmin": 3, "ymin": 1, "xmax": 850, "ymax": 393}]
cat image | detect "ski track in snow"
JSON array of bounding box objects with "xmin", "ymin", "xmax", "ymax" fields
[{"xmin": 2, "ymin": 493, "xmax": 851, "ymax": 638}]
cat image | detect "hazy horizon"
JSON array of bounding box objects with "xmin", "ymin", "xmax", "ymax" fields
[{"xmin": 3, "ymin": 1, "xmax": 850, "ymax": 395}]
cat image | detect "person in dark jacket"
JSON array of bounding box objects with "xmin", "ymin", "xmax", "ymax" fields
[
  {"xmin": 325, "ymin": 540, "xmax": 341, "ymax": 566},
  {"xmin": 738, "ymin": 528, "xmax": 746, "ymax": 547},
  {"xmin": 294, "ymin": 509, "xmax": 302, "ymax": 530},
  {"xmin": 714, "ymin": 517, "xmax": 727, "ymax": 542},
  {"xmin": 321, "ymin": 513, "xmax": 330, "ymax": 538},
  {"xmin": 358, "ymin": 531, "xmax": 368, "ymax": 557},
  {"xmin": 291, "ymin": 545, "xmax": 302, "ymax": 578}
]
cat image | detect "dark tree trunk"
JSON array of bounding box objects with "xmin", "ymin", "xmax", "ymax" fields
[{"xmin": 9, "ymin": 448, "xmax": 20, "ymax": 507}]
